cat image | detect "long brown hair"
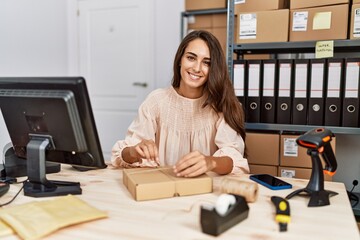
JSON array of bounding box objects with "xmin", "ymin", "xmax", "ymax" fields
[{"xmin": 172, "ymin": 30, "xmax": 246, "ymax": 140}]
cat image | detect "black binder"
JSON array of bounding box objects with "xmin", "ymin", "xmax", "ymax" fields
[
  {"xmin": 276, "ymin": 59, "xmax": 293, "ymax": 124},
  {"xmin": 233, "ymin": 60, "xmax": 247, "ymax": 114},
  {"xmin": 308, "ymin": 59, "xmax": 326, "ymax": 126},
  {"xmin": 342, "ymin": 58, "xmax": 360, "ymax": 127},
  {"xmin": 324, "ymin": 59, "xmax": 344, "ymax": 127},
  {"xmin": 246, "ymin": 60, "xmax": 262, "ymax": 123},
  {"xmin": 260, "ymin": 59, "xmax": 277, "ymax": 123},
  {"xmin": 292, "ymin": 59, "xmax": 309, "ymax": 125}
]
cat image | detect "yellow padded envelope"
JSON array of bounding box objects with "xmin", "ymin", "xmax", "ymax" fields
[{"xmin": 0, "ymin": 195, "xmax": 108, "ymax": 240}]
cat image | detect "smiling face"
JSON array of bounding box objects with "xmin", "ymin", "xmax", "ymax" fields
[{"xmin": 178, "ymin": 38, "xmax": 210, "ymax": 99}]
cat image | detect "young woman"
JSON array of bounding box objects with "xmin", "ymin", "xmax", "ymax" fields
[{"xmin": 111, "ymin": 30, "xmax": 248, "ymax": 177}]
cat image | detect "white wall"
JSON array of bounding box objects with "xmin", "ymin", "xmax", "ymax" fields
[
  {"xmin": 0, "ymin": 0, "xmax": 70, "ymax": 154},
  {"xmin": 0, "ymin": 0, "xmax": 185, "ymax": 159}
]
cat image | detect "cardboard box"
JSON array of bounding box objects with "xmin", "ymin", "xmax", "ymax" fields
[
  {"xmin": 123, "ymin": 168, "xmax": 213, "ymax": 201},
  {"xmin": 290, "ymin": 0, "xmax": 349, "ymax": 9},
  {"xmin": 185, "ymin": 0, "xmax": 226, "ymax": 11},
  {"xmin": 212, "ymin": 13, "xmax": 227, "ymax": 28},
  {"xmin": 243, "ymin": 54, "xmax": 271, "ymax": 60},
  {"xmin": 187, "ymin": 15, "xmax": 212, "ymax": 29},
  {"xmin": 289, "ymin": 4, "xmax": 348, "ymax": 42},
  {"xmin": 187, "ymin": 13, "xmax": 227, "ymax": 54},
  {"xmin": 245, "ymin": 132, "xmax": 280, "ymax": 166},
  {"xmin": 249, "ymin": 164, "xmax": 278, "ymax": 176},
  {"xmin": 212, "ymin": 27, "xmax": 227, "ymax": 54},
  {"xmin": 235, "ymin": 0, "xmax": 289, "ymax": 13},
  {"xmin": 280, "ymin": 134, "xmax": 336, "ymax": 168},
  {"xmin": 350, "ymin": 4, "xmax": 360, "ymax": 39},
  {"xmin": 278, "ymin": 166, "xmax": 333, "ymax": 181},
  {"xmin": 235, "ymin": 9, "xmax": 289, "ymax": 44}
]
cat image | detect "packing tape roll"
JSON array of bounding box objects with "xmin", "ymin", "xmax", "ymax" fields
[{"xmin": 219, "ymin": 177, "xmax": 258, "ymax": 203}]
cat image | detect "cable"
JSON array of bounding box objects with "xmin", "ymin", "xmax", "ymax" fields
[
  {"xmin": 0, "ymin": 179, "xmax": 27, "ymax": 207},
  {"xmin": 348, "ymin": 180, "xmax": 359, "ymax": 208}
]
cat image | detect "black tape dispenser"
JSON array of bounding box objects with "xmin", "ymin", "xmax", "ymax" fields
[
  {"xmin": 200, "ymin": 194, "xmax": 249, "ymax": 236},
  {"xmin": 286, "ymin": 128, "xmax": 338, "ymax": 207}
]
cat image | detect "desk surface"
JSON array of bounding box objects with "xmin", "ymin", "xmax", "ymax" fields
[{"xmin": 2, "ymin": 164, "xmax": 359, "ymax": 240}]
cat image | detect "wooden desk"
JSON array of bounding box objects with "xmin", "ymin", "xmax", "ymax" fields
[{"xmin": 1, "ymin": 164, "xmax": 359, "ymax": 240}]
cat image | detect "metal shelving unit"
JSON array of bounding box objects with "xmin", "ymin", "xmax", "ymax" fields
[
  {"xmin": 234, "ymin": 40, "xmax": 360, "ymax": 55},
  {"xmin": 226, "ymin": 0, "xmax": 360, "ymax": 134}
]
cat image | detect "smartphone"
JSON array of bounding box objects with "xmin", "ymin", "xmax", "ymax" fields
[{"xmin": 249, "ymin": 174, "xmax": 292, "ymax": 190}]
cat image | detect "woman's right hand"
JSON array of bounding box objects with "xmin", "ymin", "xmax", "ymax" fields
[{"xmin": 130, "ymin": 139, "xmax": 159, "ymax": 165}]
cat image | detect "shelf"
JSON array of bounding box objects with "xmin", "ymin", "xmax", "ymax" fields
[
  {"xmin": 234, "ymin": 40, "xmax": 360, "ymax": 55},
  {"xmin": 181, "ymin": 8, "xmax": 227, "ymax": 17},
  {"xmin": 245, "ymin": 123, "xmax": 360, "ymax": 135}
]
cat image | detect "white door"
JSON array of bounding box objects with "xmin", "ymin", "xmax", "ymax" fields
[{"xmin": 78, "ymin": 0, "xmax": 154, "ymax": 161}]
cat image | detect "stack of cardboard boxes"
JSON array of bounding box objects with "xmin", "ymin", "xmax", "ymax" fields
[
  {"xmin": 186, "ymin": 0, "xmax": 356, "ymax": 46},
  {"xmin": 246, "ymin": 132, "xmax": 335, "ymax": 180},
  {"xmin": 185, "ymin": 0, "xmax": 228, "ymax": 53}
]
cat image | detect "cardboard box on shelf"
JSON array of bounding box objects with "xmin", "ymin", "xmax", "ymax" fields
[
  {"xmin": 289, "ymin": 4, "xmax": 348, "ymax": 42},
  {"xmin": 123, "ymin": 167, "xmax": 213, "ymax": 201},
  {"xmin": 235, "ymin": 0, "xmax": 289, "ymax": 13},
  {"xmin": 187, "ymin": 13, "xmax": 227, "ymax": 29},
  {"xmin": 211, "ymin": 27, "xmax": 227, "ymax": 54},
  {"xmin": 350, "ymin": 4, "xmax": 360, "ymax": 39},
  {"xmin": 185, "ymin": 0, "xmax": 226, "ymax": 11},
  {"xmin": 187, "ymin": 13, "xmax": 227, "ymax": 54},
  {"xmin": 290, "ymin": 0, "xmax": 349, "ymax": 10},
  {"xmin": 278, "ymin": 166, "xmax": 333, "ymax": 181},
  {"xmin": 235, "ymin": 9, "xmax": 289, "ymax": 44},
  {"xmin": 249, "ymin": 164, "xmax": 278, "ymax": 176},
  {"xmin": 212, "ymin": 13, "xmax": 227, "ymax": 28},
  {"xmin": 245, "ymin": 132, "xmax": 280, "ymax": 166},
  {"xmin": 187, "ymin": 15, "xmax": 213, "ymax": 29},
  {"xmin": 280, "ymin": 134, "xmax": 336, "ymax": 168}
]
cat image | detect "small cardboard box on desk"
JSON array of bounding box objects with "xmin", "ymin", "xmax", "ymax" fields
[{"xmin": 123, "ymin": 167, "xmax": 213, "ymax": 201}]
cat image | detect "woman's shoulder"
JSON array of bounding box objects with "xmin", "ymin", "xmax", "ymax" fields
[{"xmin": 145, "ymin": 87, "xmax": 174, "ymax": 101}]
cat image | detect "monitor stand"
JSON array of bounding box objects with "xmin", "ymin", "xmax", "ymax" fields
[
  {"xmin": 23, "ymin": 135, "xmax": 82, "ymax": 197},
  {"xmin": 3, "ymin": 144, "xmax": 60, "ymax": 178}
]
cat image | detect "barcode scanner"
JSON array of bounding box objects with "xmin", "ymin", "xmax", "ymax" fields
[{"xmin": 286, "ymin": 128, "xmax": 338, "ymax": 207}]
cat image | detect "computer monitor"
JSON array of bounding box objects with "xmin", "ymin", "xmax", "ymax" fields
[{"xmin": 0, "ymin": 77, "xmax": 107, "ymax": 197}]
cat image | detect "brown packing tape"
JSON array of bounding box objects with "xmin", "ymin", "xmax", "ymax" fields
[{"xmin": 219, "ymin": 177, "xmax": 259, "ymax": 203}]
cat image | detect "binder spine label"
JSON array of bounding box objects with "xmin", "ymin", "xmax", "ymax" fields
[
  {"xmin": 234, "ymin": 64, "xmax": 245, "ymax": 97},
  {"xmin": 310, "ymin": 63, "xmax": 324, "ymax": 98},
  {"xmin": 344, "ymin": 62, "xmax": 360, "ymax": 98},
  {"xmin": 279, "ymin": 63, "xmax": 291, "ymax": 97},
  {"xmin": 294, "ymin": 64, "xmax": 307, "ymax": 98},
  {"xmin": 248, "ymin": 64, "xmax": 260, "ymax": 97},
  {"xmin": 327, "ymin": 62, "xmax": 341, "ymax": 98},
  {"xmin": 263, "ymin": 63, "xmax": 275, "ymax": 97}
]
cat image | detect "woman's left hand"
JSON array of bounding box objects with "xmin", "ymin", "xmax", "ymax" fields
[{"xmin": 173, "ymin": 150, "xmax": 216, "ymax": 177}]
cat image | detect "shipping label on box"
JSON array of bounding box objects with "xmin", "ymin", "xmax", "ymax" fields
[
  {"xmin": 239, "ymin": 13, "xmax": 257, "ymax": 39},
  {"xmin": 123, "ymin": 168, "xmax": 213, "ymax": 201},
  {"xmin": 283, "ymin": 138, "xmax": 298, "ymax": 157},
  {"xmin": 292, "ymin": 11, "xmax": 308, "ymax": 31},
  {"xmin": 351, "ymin": 5, "xmax": 360, "ymax": 39}
]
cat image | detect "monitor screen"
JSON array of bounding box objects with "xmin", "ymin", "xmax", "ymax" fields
[{"xmin": 0, "ymin": 77, "xmax": 107, "ymax": 197}]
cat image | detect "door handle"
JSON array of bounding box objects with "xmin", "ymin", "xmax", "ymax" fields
[{"xmin": 133, "ymin": 82, "xmax": 148, "ymax": 88}]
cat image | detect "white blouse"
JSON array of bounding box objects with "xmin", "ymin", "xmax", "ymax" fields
[{"xmin": 111, "ymin": 87, "xmax": 249, "ymax": 174}]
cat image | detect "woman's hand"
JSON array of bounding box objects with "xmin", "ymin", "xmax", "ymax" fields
[
  {"xmin": 173, "ymin": 150, "xmax": 216, "ymax": 177},
  {"xmin": 127, "ymin": 139, "xmax": 159, "ymax": 165}
]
